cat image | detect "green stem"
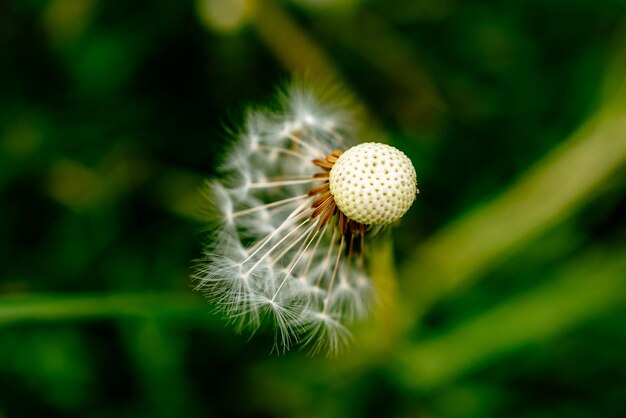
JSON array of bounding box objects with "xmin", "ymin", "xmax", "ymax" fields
[
  {"xmin": 0, "ymin": 293, "xmax": 210, "ymax": 326},
  {"xmin": 399, "ymin": 86, "xmax": 626, "ymax": 331},
  {"xmin": 395, "ymin": 250, "xmax": 626, "ymax": 390}
]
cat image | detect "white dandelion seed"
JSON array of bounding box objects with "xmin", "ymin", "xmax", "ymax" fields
[{"xmin": 194, "ymin": 83, "xmax": 419, "ymax": 355}]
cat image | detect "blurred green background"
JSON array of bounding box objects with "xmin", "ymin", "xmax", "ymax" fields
[{"xmin": 2, "ymin": 0, "xmax": 626, "ymax": 417}]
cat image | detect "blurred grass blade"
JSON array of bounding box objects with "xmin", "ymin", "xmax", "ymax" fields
[
  {"xmin": 0, "ymin": 293, "xmax": 210, "ymax": 326},
  {"xmin": 399, "ymin": 46, "xmax": 626, "ymax": 328},
  {"xmin": 395, "ymin": 250, "xmax": 626, "ymax": 390},
  {"xmin": 250, "ymin": 0, "xmax": 341, "ymax": 81}
]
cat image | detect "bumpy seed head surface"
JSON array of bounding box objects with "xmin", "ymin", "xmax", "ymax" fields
[{"xmin": 329, "ymin": 142, "xmax": 417, "ymax": 225}]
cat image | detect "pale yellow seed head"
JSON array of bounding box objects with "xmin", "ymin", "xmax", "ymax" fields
[{"xmin": 329, "ymin": 142, "xmax": 418, "ymax": 225}]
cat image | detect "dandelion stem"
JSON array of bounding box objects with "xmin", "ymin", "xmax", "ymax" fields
[{"xmin": 323, "ymin": 235, "xmax": 345, "ymax": 313}]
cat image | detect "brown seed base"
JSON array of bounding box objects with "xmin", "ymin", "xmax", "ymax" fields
[{"xmin": 308, "ymin": 149, "xmax": 368, "ymax": 260}]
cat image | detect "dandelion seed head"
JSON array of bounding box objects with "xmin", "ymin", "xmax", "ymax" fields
[
  {"xmin": 195, "ymin": 83, "xmax": 419, "ymax": 355},
  {"xmin": 329, "ymin": 142, "xmax": 418, "ymax": 225}
]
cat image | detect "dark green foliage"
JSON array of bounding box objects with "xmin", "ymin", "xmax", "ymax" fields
[{"xmin": 1, "ymin": 0, "xmax": 625, "ymax": 417}]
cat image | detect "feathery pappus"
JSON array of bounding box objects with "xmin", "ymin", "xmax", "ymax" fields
[{"xmin": 194, "ymin": 83, "xmax": 418, "ymax": 355}]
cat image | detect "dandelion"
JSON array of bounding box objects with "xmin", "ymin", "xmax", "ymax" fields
[{"xmin": 194, "ymin": 83, "xmax": 418, "ymax": 355}]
